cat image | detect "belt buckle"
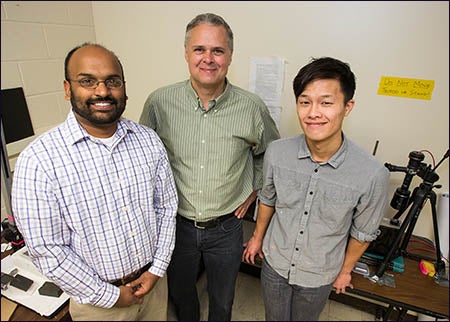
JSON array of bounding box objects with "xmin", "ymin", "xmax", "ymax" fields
[{"xmin": 194, "ymin": 220, "xmax": 206, "ymax": 229}]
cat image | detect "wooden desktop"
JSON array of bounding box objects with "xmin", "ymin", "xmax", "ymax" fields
[
  {"xmin": 1, "ymin": 239, "xmax": 70, "ymax": 321},
  {"xmin": 341, "ymin": 256, "xmax": 449, "ymax": 320},
  {"xmin": 5, "ymin": 299, "xmax": 71, "ymax": 321},
  {"xmin": 242, "ymin": 214, "xmax": 449, "ymax": 321}
]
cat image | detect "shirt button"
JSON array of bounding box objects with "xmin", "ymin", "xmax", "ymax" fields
[
  {"xmin": 295, "ymin": 248, "xmax": 299, "ymax": 251},
  {"xmin": 304, "ymin": 211, "xmax": 308, "ymax": 215},
  {"xmin": 314, "ymin": 169, "xmax": 318, "ymax": 173},
  {"xmin": 300, "ymin": 231, "xmax": 304, "ymax": 234},
  {"xmin": 309, "ymin": 191, "xmax": 313, "ymax": 195},
  {"xmin": 291, "ymin": 264, "xmax": 295, "ymax": 267}
]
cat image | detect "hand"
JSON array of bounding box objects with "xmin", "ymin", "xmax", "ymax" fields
[
  {"xmin": 114, "ymin": 271, "xmax": 160, "ymax": 307},
  {"xmin": 242, "ymin": 236, "xmax": 264, "ymax": 265},
  {"xmin": 126, "ymin": 271, "xmax": 159, "ymax": 298},
  {"xmin": 332, "ymin": 272, "xmax": 353, "ymax": 294},
  {"xmin": 114, "ymin": 285, "xmax": 143, "ymax": 307},
  {"xmin": 234, "ymin": 191, "xmax": 258, "ymax": 219}
]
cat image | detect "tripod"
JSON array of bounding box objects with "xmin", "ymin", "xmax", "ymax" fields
[{"xmin": 368, "ymin": 150, "xmax": 449, "ymax": 283}]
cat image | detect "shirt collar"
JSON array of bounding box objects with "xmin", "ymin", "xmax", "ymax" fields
[
  {"xmin": 186, "ymin": 80, "xmax": 199, "ymax": 103},
  {"xmin": 297, "ymin": 133, "xmax": 348, "ymax": 169},
  {"xmin": 215, "ymin": 78, "xmax": 231, "ymax": 108},
  {"xmin": 65, "ymin": 110, "xmax": 133, "ymax": 145},
  {"xmin": 185, "ymin": 78, "xmax": 231, "ymax": 111}
]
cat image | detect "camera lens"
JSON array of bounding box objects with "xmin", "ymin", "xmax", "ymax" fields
[{"xmin": 407, "ymin": 151, "xmax": 425, "ymax": 171}]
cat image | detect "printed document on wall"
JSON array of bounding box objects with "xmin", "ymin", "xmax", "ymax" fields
[{"xmin": 249, "ymin": 57, "xmax": 285, "ymax": 127}]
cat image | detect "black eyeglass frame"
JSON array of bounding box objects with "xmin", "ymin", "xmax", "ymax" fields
[{"xmin": 67, "ymin": 77, "xmax": 125, "ymax": 89}]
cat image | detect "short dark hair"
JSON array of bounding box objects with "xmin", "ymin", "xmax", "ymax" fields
[
  {"xmin": 293, "ymin": 57, "xmax": 356, "ymax": 104},
  {"xmin": 64, "ymin": 42, "xmax": 124, "ymax": 80},
  {"xmin": 185, "ymin": 13, "xmax": 234, "ymax": 51}
]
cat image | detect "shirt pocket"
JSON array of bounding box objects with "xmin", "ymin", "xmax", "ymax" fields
[
  {"xmin": 273, "ymin": 167, "xmax": 306, "ymax": 208},
  {"xmin": 123, "ymin": 164, "xmax": 156, "ymax": 200},
  {"xmin": 315, "ymin": 187, "xmax": 357, "ymax": 233}
]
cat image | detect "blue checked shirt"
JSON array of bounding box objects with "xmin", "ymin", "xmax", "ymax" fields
[{"xmin": 11, "ymin": 111, "xmax": 178, "ymax": 308}]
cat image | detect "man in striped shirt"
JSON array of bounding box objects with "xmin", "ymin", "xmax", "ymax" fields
[
  {"xmin": 12, "ymin": 43, "xmax": 178, "ymax": 320},
  {"xmin": 140, "ymin": 13, "xmax": 280, "ymax": 321}
]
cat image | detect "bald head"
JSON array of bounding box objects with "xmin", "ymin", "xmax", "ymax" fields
[{"xmin": 64, "ymin": 43, "xmax": 124, "ymax": 81}]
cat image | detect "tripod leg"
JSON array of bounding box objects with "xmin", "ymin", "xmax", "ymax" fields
[
  {"xmin": 369, "ymin": 187, "xmax": 426, "ymax": 281},
  {"xmin": 369, "ymin": 214, "xmax": 411, "ymax": 282},
  {"xmin": 398, "ymin": 189, "xmax": 428, "ymax": 253},
  {"xmin": 429, "ymin": 192, "xmax": 446, "ymax": 276},
  {"xmin": 383, "ymin": 305, "xmax": 394, "ymax": 321}
]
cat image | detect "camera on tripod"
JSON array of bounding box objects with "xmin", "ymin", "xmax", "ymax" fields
[
  {"xmin": 385, "ymin": 150, "xmax": 440, "ymax": 226},
  {"xmin": 367, "ymin": 149, "xmax": 449, "ymax": 284},
  {"xmin": 386, "ymin": 151, "xmax": 425, "ymax": 213}
]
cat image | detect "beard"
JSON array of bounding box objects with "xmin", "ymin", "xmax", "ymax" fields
[{"xmin": 70, "ymin": 95, "xmax": 126, "ymax": 125}]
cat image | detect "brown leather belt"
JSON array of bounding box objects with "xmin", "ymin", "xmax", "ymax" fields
[
  {"xmin": 109, "ymin": 262, "xmax": 152, "ymax": 287},
  {"xmin": 178, "ymin": 213, "xmax": 235, "ymax": 229}
]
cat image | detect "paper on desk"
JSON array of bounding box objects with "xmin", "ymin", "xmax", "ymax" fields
[{"xmin": 1, "ymin": 247, "xmax": 69, "ymax": 317}]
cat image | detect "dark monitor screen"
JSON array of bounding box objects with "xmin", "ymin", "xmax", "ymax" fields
[{"xmin": 1, "ymin": 87, "xmax": 34, "ymax": 144}]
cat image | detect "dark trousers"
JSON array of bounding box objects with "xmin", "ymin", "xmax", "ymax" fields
[
  {"xmin": 167, "ymin": 214, "xmax": 243, "ymax": 321},
  {"xmin": 261, "ymin": 258, "xmax": 333, "ymax": 321}
]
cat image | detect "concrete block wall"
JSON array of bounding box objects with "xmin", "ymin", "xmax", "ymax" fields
[{"xmin": 1, "ymin": 1, "xmax": 96, "ymax": 220}]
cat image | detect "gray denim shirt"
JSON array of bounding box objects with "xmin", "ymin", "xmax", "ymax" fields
[{"xmin": 260, "ymin": 134, "xmax": 390, "ymax": 287}]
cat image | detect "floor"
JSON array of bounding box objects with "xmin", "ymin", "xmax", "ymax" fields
[{"xmin": 167, "ymin": 269, "xmax": 378, "ymax": 321}]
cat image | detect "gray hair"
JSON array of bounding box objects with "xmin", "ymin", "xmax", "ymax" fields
[{"xmin": 185, "ymin": 13, "xmax": 234, "ymax": 51}]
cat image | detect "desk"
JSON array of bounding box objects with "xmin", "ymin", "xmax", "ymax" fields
[
  {"xmin": 1, "ymin": 240, "xmax": 71, "ymax": 321},
  {"xmin": 345, "ymin": 257, "xmax": 449, "ymax": 320},
  {"xmin": 6, "ymin": 300, "xmax": 70, "ymax": 321},
  {"xmin": 241, "ymin": 217, "xmax": 449, "ymax": 321}
]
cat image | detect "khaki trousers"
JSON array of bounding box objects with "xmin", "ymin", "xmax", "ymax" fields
[{"xmin": 69, "ymin": 274, "xmax": 168, "ymax": 321}]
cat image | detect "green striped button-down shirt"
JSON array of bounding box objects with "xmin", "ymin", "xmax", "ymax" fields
[{"xmin": 140, "ymin": 79, "xmax": 280, "ymax": 221}]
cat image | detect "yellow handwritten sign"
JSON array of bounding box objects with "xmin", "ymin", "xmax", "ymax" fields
[{"xmin": 377, "ymin": 76, "xmax": 434, "ymax": 100}]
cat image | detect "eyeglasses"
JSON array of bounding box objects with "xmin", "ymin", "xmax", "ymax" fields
[{"xmin": 68, "ymin": 77, "xmax": 125, "ymax": 89}]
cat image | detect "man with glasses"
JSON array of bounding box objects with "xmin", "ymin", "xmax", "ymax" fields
[{"xmin": 11, "ymin": 43, "xmax": 178, "ymax": 321}]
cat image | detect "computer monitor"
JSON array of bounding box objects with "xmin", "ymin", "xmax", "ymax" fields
[
  {"xmin": 2, "ymin": 87, "xmax": 34, "ymax": 144},
  {"xmin": 1, "ymin": 87, "xmax": 35, "ymax": 219}
]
